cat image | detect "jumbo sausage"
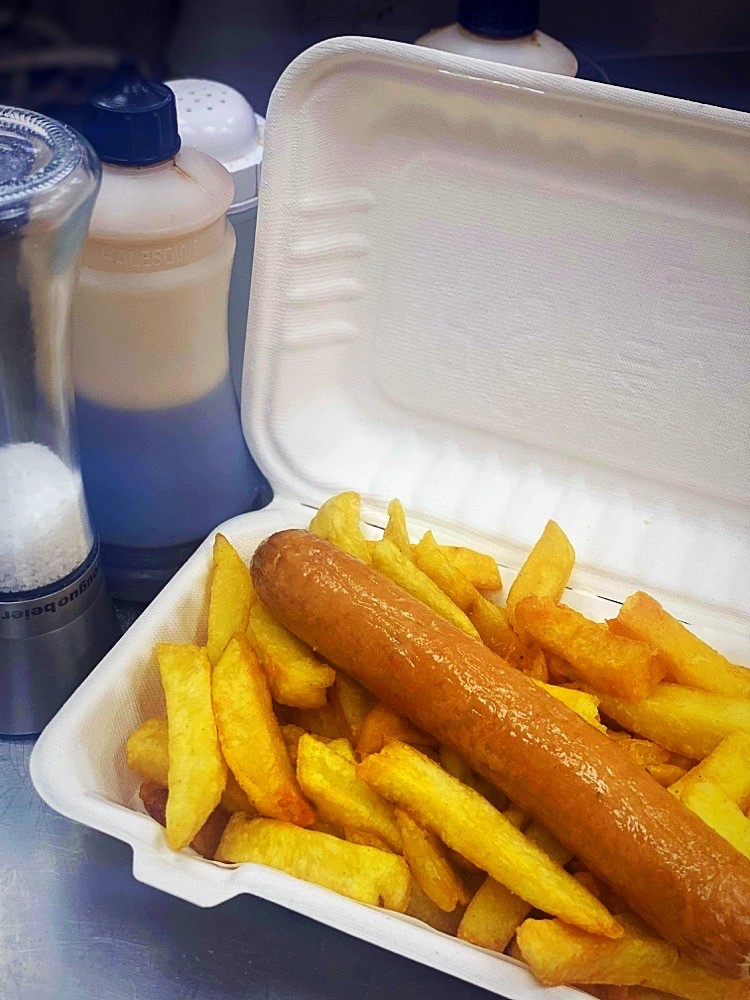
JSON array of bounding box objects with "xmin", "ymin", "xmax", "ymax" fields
[{"xmin": 252, "ymin": 529, "xmax": 750, "ymax": 979}]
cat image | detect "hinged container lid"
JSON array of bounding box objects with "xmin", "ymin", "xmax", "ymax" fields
[{"xmin": 242, "ymin": 37, "xmax": 750, "ymax": 634}]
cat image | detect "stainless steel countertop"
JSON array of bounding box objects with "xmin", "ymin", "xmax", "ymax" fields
[{"xmin": 1, "ymin": 721, "xmax": 492, "ymax": 999}]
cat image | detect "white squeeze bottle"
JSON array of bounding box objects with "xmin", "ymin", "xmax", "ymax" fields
[
  {"xmin": 416, "ymin": 0, "xmax": 577, "ymax": 77},
  {"xmin": 72, "ymin": 65, "xmax": 271, "ymax": 601}
]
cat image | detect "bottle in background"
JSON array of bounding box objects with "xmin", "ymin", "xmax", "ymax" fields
[
  {"xmin": 416, "ymin": 0, "xmax": 578, "ymax": 77},
  {"xmin": 72, "ymin": 65, "xmax": 271, "ymax": 603},
  {"xmin": 166, "ymin": 79, "xmax": 264, "ymax": 401}
]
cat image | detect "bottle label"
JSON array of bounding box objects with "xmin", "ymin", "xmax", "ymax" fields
[{"xmin": 81, "ymin": 220, "xmax": 227, "ymax": 273}]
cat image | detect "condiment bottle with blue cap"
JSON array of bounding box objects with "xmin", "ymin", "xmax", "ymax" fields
[
  {"xmin": 72, "ymin": 64, "xmax": 272, "ymax": 602},
  {"xmin": 417, "ymin": 0, "xmax": 578, "ymax": 76}
]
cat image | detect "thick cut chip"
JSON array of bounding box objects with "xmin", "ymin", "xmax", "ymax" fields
[
  {"xmin": 406, "ymin": 881, "xmax": 465, "ymax": 935},
  {"xmin": 127, "ymin": 717, "xmax": 169, "ymax": 786},
  {"xmin": 670, "ymin": 778, "xmax": 750, "ymax": 859},
  {"xmin": 669, "ymin": 732, "xmax": 750, "ymax": 810},
  {"xmin": 516, "ymin": 597, "xmax": 663, "ymax": 702},
  {"xmin": 534, "ymin": 681, "xmax": 604, "ymax": 729},
  {"xmin": 605, "ymin": 733, "xmax": 671, "ymax": 768},
  {"xmin": 329, "ymin": 671, "xmax": 375, "ymax": 745},
  {"xmin": 597, "ymin": 683, "xmax": 750, "ymax": 760},
  {"xmin": 515, "ymin": 918, "xmax": 748, "ymax": 999},
  {"xmin": 206, "ymin": 533, "xmax": 255, "ymax": 665},
  {"xmin": 395, "ymin": 808, "xmax": 468, "ymax": 912},
  {"xmin": 505, "ymin": 521, "xmax": 575, "ymax": 627},
  {"xmin": 280, "ymin": 724, "xmax": 306, "ymax": 767},
  {"xmin": 434, "ymin": 546, "xmax": 502, "ymax": 591},
  {"xmin": 458, "ymin": 819, "xmax": 570, "ymax": 952},
  {"xmin": 613, "ymin": 592, "xmax": 750, "ymax": 699},
  {"xmin": 357, "ymin": 703, "xmax": 437, "ymax": 755},
  {"xmin": 215, "ymin": 815, "xmax": 411, "ymax": 911},
  {"xmin": 139, "ymin": 781, "xmax": 229, "ymax": 860},
  {"xmin": 344, "ymin": 827, "xmax": 389, "ymax": 850},
  {"xmin": 296, "ymin": 733, "xmax": 401, "ymax": 851},
  {"xmin": 468, "ymin": 596, "xmax": 518, "ymax": 658},
  {"xmin": 212, "ymin": 634, "xmax": 313, "ymax": 827},
  {"xmin": 127, "ymin": 716, "xmax": 254, "ymax": 815},
  {"xmin": 383, "ymin": 498, "xmax": 412, "ymax": 556},
  {"xmin": 246, "ymin": 602, "xmax": 335, "ymax": 709},
  {"xmin": 371, "ymin": 539, "xmax": 479, "ymax": 638},
  {"xmin": 325, "ymin": 737, "xmax": 357, "ymax": 764},
  {"xmin": 459, "ymin": 876, "xmax": 530, "ymax": 953},
  {"xmin": 157, "ymin": 643, "xmax": 227, "ymax": 851},
  {"xmin": 413, "ymin": 531, "xmax": 482, "ymax": 614},
  {"xmin": 308, "ymin": 491, "xmax": 371, "ymax": 563},
  {"xmin": 291, "ymin": 699, "xmax": 343, "ymax": 740},
  {"xmin": 439, "ymin": 745, "xmax": 507, "ymax": 809},
  {"xmin": 647, "ymin": 763, "xmax": 688, "ymax": 787},
  {"xmin": 358, "ymin": 742, "xmax": 620, "ymax": 938}
]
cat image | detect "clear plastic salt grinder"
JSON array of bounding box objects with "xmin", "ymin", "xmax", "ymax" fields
[{"xmin": 0, "ymin": 107, "xmax": 120, "ymax": 736}]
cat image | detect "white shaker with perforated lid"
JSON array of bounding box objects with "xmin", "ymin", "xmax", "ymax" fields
[{"xmin": 167, "ymin": 79, "xmax": 264, "ymax": 398}]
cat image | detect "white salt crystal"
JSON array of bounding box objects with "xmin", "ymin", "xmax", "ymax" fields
[{"xmin": 0, "ymin": 442, "xmax": 92, "ymax": 592}]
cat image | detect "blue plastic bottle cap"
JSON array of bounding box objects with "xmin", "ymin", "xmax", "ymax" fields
[
  {"xmin": 458, "ymin": 0, "xmax": 540, "ymax": 38},
  {"xmin": 79, "ymin": 61, "xmax": 181, "ymax": 167}
]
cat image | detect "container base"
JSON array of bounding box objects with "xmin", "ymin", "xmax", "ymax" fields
[{"xmin": 0, "ymin": 547, "xmax": 120, "ymax": 735}]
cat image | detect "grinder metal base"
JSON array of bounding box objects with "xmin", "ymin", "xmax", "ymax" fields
[{"xmin": 0, "ymin": 543, "xmax": 120, "ymax": 736}]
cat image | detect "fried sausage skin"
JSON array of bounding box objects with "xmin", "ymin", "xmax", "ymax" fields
[{"xmin": 252, "ymin": 529, "xmax": 750, "ymax": 980}]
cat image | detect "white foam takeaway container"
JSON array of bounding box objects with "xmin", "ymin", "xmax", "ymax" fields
[{"xmin": 31, "ymin": 37, "xmax": 750, "ymax": 1000}]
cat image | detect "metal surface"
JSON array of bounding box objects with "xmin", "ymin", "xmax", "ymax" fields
[{"xmin": 0, "ymin": 599, "xmax": 495, "ymax": 999}]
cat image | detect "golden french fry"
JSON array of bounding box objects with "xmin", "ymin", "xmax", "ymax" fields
[
  {"xmin": 371, "ymin": 538, "xmax": 479, "ymax": 638},
  {"xmin": 534, "ymin": 682, "xmax": 604, "ymax": 729},
  {"xmin": 326, "ymin": 737, "xmax": 357, "ymax": 764},
  {"xmin": 434, "ymin": 545, "xmax": 502, "ymax": 592},
  {"xmin": 296, "ymin": 733, "xmax": 401, "ymax": 851},
  {"xmin": 546, "ymin": 652, "xmax": 575, "ymax": 684},
  {"xmin": 467, "ymin": 596, "xmax": 517, "ymax": 658},
  {"xmin": 206, "ymin": 533, "xmax": 255, "ymax": 665},
  {"xmin": 605, "ymin": 731, "xmax": 672, "ymax": 770},
  {"xmin": 670, "ymin": 778, "xmax": 750, "ymax": 859},
  {"xmin": 358, "ymin": 742, "xmax": 621, "ymax": 938},
  {"xmin": 613, "ymin": 592, "xmax": 750, "ymax": 699},
  {"xmin": 138, "ymin": 781, "xmax": 229, "ymax": 860},
  {"xmin": 220, "ymin": 774, "xmax": 258, "ymax": 816},
  {"xmin": 127, "ymin": 716, "xmax": 255, "ymax": 816},
  {"xmin": 356, "ymin": 702, "xmax": 437, "ymax": 755},
  {"xmin": 516, "ymin": 597, "xmax": 664, "ymax": 702},
  {"xmin": 503, "ymin": 803, "xmax": 529, "ymax": 830},
  {"xmin": 458, "ymin": 876, "xmax": 530, "ymax": 953},
  {"xmin": 212, "ymin": 635, "xmax": 313, "ymax": 827},
  {"xmin": 157, "ymin": 643, "xmax": 227, "ymax": 851},
  {"xmin": 344, "ymin": 827, "xmax": 390, "ymax": 851},
  {"xmin": 647, "ymin": 763, "xmax": 688, "ymax": 787},
  {"xmin": 406, "ymin": 881, "xmax": 465, "ymax": 935},
  {"xmin": 505, "ymin": 520, "xmax": 575, "ymax": 627},
  {"xmin": 395, "ymin": 808, "xmax": 468, "ymax": 912},
  {"xmin": 669, "ymin": 732, "xmax": 750, "ymax": 811},
  {"xmin": 457, "ymin": 820, "xmax": 570, "ymax": 952},
  {"xmin": 413, "ymin": 531, "xmax": 482, "ymax": 614},
  {"xmin": 597, "ymin": 684, "xmax": 750, "ymax": 760},
  {"xmin": 383, "ymin": 498, "xmax": 412, "ymax": 556},
  {"xmin": 216, "ymin": 815, "xmax": 411, "ymax": 911},
  {"xmin": 439, "ymin": 745, "xmax": 507, "ymax": 809},
  {"xmin": 291, "ymin": 701, "xmax": 343, "ymax": 740},
  {"xmin": 127, "ymin": 717, "xmax": 169, "ymax": 787},
  {"xmin": 280, "ymin": 723, "xmax": 306, "ymax": 767},
  {"xmin": 308, "ymin": 491, "xmax": 371, "ymax": 563},
  {"xmin": 329, "ymin": 671, "xmax": 375, "ymax": 745},
  {"xmin": 246, "ymin": 602, "xmax": 335, "ymax": 709},
  {"xmin": 510, "ymin": 643, "xmax": 548, "ymax": 681},
  {"xmin": 515, "ymin": 918, "xmax": 748, "ymax": 999}
]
